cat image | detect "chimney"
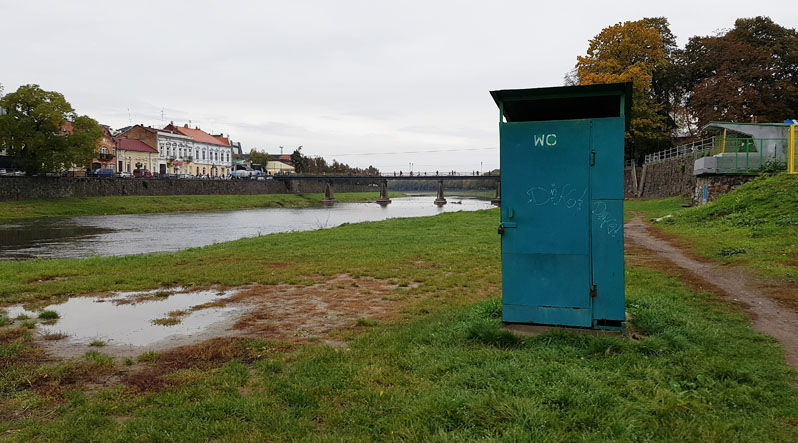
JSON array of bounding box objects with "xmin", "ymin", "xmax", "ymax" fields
[{"xmin": 184, "ymin": 124, "xmax": 188, "ymax": 128}]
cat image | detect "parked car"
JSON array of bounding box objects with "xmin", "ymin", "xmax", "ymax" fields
[
  {"xmin": 0, "ymin": 169, "xmax": 25, "ymax": 176},
  {"xmin": 117, "ymin": 171, "xmax": 133, "ymax": 178},
  {"xmin": 90, "ymin": 168, "xmax": 115, "ymax": 177},
  {"xmin": 133, "ymin": 169, "xmax": 152, "ymax": 178}
]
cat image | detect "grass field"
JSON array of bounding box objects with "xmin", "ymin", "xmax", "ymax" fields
[
  {"xmin": 625, "ymin": 174, "xmax": 798, "ymax": 282},
  {"xmin": 1, "ymin": 203, "xmax": 796, "ymax": 439},
  {"xmin": 0, "ymin": 192, "xmax": 405, "ymax": 222}
]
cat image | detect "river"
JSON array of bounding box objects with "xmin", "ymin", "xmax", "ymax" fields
[{"xmin": 0, "ymin": 194, "xmax": 493, "ymax": 260}]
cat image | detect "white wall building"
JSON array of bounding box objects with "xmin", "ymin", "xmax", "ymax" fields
[
  {"xmin": 156, "ymin": 130, "xmax": 195, "ymax": 176},
  {"xmin": 164, "ymin": 123, "xmax": 232, "ymax": 177}
]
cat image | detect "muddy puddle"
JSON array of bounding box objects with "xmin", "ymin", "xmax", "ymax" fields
[
  {"xmin": 2, "ymin": 274, "xmax": 423, "ymax": 359},
  {"xmin": 5, "ymin": 288, "xmax": 247, "ymax": 357}
]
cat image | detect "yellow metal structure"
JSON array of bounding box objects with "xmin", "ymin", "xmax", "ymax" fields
[
  {"xmin": 789, "ymin": 124, "xmax": 798, "ymax": 174},
  {"xmin": 721, "ymin": 129, "xmax": 727, "ymax": 153}
]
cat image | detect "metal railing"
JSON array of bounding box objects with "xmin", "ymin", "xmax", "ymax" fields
[
  {"xmin": 644, "ymin": 137, "xmax": 715, "ymax": 164},
  {"xmin": 692, "ymin": 137, "xmax": 788, "ymax": 173}
]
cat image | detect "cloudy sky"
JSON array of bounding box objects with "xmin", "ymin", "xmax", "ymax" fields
[{"xmin": 1, "ymin": 1, "xmax": 795, "ymax": 172}]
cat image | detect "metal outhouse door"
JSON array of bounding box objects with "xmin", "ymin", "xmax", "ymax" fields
[{"xmin": 491, "ymin": 84, "xmax": 631, "ymax": 329}]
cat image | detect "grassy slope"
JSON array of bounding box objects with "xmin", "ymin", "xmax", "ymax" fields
[
  {"xmin": 0, "ymin": 192, "xmax": 405, "ymax": 222},
  {"xmin": 626, "ymin": 174, "xmax": 798, "ymax": 281},
  {"xmin": 0, "ymin": 209, "xmax": 796, "ymax": 440}
]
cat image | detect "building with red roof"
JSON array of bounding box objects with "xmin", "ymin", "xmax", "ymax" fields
[
  {"xmin": 163, "ymin": 122, "xmax": 233, "ymax": 177},
  {"xmin": 116, "ymin": 137, "xmax": 158, "ymax": 173}
]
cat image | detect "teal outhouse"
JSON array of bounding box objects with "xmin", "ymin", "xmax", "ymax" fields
[{"xmin": 491, "ymin": 83, "xmax": 631, "ymax": 330}]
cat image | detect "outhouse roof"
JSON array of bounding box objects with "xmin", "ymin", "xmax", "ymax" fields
[{"xmin": 490, "ymin": 83, "xmax": 632, "ymax": 130}]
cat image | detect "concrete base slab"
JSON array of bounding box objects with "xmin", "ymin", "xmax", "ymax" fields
[{"xmin": 502, "ymin": 320, "xmax": 629, "ymax": 339}]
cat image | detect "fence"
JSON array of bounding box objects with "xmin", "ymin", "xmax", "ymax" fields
[{"xmin": 644, "ymin": 137, "xmax": 716, "ymax": 164}]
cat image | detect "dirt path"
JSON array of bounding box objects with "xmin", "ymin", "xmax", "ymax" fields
[{"xmin": 625, "ymin": 216, "xmax": 798, "ymax": 368}]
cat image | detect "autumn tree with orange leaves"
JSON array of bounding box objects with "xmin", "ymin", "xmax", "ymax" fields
[{"xmin": 572, "ymin": 18, "xmax": 676, "ymax": 159}]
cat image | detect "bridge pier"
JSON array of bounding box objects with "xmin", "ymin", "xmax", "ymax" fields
[
  {"xmin": 434, "ymin": 180, "xmax": 447, "ymax": 206},
  {"xmin": 491, "ymin": 180, "xmax": 501, "ymax": 206},
  {"xmin": 376, "ymin": 180, "xmax": 391, "ymax": 206},
  {"xmin": 321, "ymin": 181, "xmax": 336, "ymax": 206}
]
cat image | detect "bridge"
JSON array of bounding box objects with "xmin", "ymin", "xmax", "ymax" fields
[{"xmin": 272, "ymin": 174, "xmax": 501, "ymax": 207}]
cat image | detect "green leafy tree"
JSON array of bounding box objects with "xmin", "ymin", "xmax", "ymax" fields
[
  {"xmin": 681, "ymin": 17, "xmax": 798, "ymax": 127},
  {"xmin": 574, "ymin": 18, "xmax": 677, "ymax": 159},
  {"xmin": 247, "ymin": 149, "xmax": 272, "ymax": 166},
  {"xmin": 290, "ymin": 146, "xmax": 308, "ymax": 173},
  {"xmin": 0, "ymin": 84, "xmax": 102, "ymax": 174}
]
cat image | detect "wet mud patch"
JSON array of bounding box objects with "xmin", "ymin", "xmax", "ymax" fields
[
  {"xmin": 122, "ymin": 337, "xmax": 268, "ymax": 392},
  {"xmin": 1, "ymin": 274, "xmax": 421, "ymax": 360},
  {"xmin": 230, "ymin": 274, "xmax": 412, "ymax": 342}
]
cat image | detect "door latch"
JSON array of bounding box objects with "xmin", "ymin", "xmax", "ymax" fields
[
  {"xmin": 590, "ymin": 150, "xmax": 596, "ymax": 166},
  {"xmin": 498, "ymin": 222, "xmax": 517, "ymax": 235},
  {"xmin": 590, "ymin": 284, "xmax": 597, "ymax": 297}
]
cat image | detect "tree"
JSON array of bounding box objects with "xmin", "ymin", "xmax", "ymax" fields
[
  {"xmin": 681, "ymin": 17, "xmax": 798, "ymax": 127},
  {"xmin": 290, "ymin": 146, "xmax": 308, "ymax": 173},
  {"xmin": 574, "ymin": 18, "xmax": 677, "ymax": 159},
  {"xmin": 0, "ymin": 84, "xmax": 102, "ymax": 174},
  {"xmin": 247, "ymin": 149, "xmax": 272, "ymax": 166}
]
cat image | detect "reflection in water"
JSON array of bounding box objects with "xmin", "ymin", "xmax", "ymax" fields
[
  {"xmin": 0, "ymin": 195, "xmax": 492, "ymax": 260},
  {"xmin": 0, "ymin": 219, "xmax": 114, "ymax": 259},
  {"xmin": 6, "ymin": 289, "xmax": 242, "ymax": 348}
]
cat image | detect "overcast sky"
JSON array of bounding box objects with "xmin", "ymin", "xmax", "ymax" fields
[{"xmin": 1, "ymin": 1, "xmax": 795, "ymax": 172}]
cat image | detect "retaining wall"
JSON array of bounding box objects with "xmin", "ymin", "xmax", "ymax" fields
[
  {"xmin": 0, "ymin": 177, "xmax": 374, "ymax": 202},
  {"xmin": 636, "ymin": 157, "xmax": 695, "ymax": 198},
  {"xmin": 691, "ymin": 174, "xmax": 757, "ymax": 205}
]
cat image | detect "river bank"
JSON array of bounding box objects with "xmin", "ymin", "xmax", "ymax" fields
[{"xmin": 0, "ymin": 191, "xmax": 405, "ymax": 222}]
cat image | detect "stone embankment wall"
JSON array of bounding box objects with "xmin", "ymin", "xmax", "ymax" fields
[
  {"xmin": 0, "ymin": 177, "xmax": 375, "ymax": 202},
  {"xmin": 624, "ymin": 157, "xmax": 696, "ymax": 199},
  {"xmin": 691, "ymin": 174, "xmax": 757, "ymax": 206}
]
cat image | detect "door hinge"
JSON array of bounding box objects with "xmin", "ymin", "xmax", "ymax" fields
[
  {"xmin": 590, "ymin": 150, "xmax": 596, "ymax": 166},
  {"xmin": 590, "ymin": 284, "xmax": 597, "ymax": 297}
]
